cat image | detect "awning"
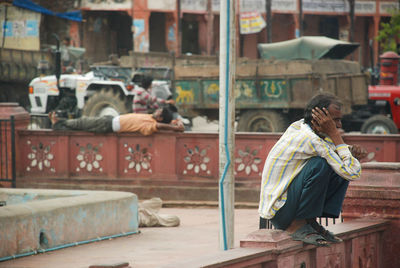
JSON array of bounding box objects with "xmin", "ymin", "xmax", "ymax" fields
[
  {"xmin": 13, "ymin": 0, "xmax": 82, "ymax": 22},
  {"xmin": 258, "ymin": 36, "xmax": 360, "ymax": 60}
]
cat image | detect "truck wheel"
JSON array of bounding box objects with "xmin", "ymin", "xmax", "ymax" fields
[
  {"xmin": 237, "ymin": 110, "xmax": 288, "ymax": 132},
  {"xmin": 360, "ymin": 115, "xmax": 398, "ymax": 134},
  {"xmin": 82, "ymin": 88, "xmax": 131, "ymax": 117}
]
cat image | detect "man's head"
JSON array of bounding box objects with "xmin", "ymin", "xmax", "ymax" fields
[
  {"xmin": 141, "ymin": 75, "xmax": 153, "ymax": 90},
  {"xmin": 304, "ymin": 93, "xmax": 343, "ymax": 128},
  {"xmin": 153, "ymin": 107, "xmax": 173, "ymax": 123},
  {"xmin": 63, "ymin": 36, "xmax": 70, "ymax": 46}
]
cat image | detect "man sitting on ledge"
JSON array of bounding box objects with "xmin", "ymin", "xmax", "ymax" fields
[
  {"xmin": 49, "ymin": 107, "xmax": 184, "ymax": 136},
  {"xmin": 259, "ymin": 93, "xmax": 368, "ymax": 247}
]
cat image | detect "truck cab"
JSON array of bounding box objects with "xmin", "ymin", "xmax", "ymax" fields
[{"xmin": 361, "ymin": 51, "xmax": 400, "ymax": 134}]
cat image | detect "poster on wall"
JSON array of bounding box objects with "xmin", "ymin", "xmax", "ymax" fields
[
  {"xmin": 81, "ymin": 0, "xmax": 131, "ymax": 10},
  {"xmin": 239, "ymin": 12, "xmax": 266, "ymax": 34},
  {"xmin": 214, "ymin": 0, "xmax": 296, "ymax": 14},
  {"xmin": 133, "ymin": 19, "xmax": 149, "ymax": 52},
  {"xmin": 0, "ymin": 5, "xmax": 40, "ymax": 50}
]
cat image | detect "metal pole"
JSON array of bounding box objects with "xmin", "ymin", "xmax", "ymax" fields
[
  {"xmin": 177, "ymin": 0, "xmax": 182, "ymax": 56},
  {"xmin": 266, "ymin": 0, "xmax": 272, "ymax": 43},
  {"xmin": 207, "ymin": 0, "xmax": 214, "ymax": 54},
  {"xmin": 52, "ymin": 34, "xmax": 61, "ymax": 89},
  {"xmin": 299, "ymin": 0, "xmax": 303, "ymax": 37},
  {"xmin": 10, "ymin": 116, "xmax": 16, "ymax": 188},
  {"xmin": 131, "ymin": 0, "xmax": 136, "ymax": 55},
  {"xmin": 349, "ymin": 0, "xmax": 355, "ymax": 60},
  {"xmin": 349, "ymin": 0, "xmax": 355, "ymax": 42},
  {"xmin": 219, "ymin": 0, "xmax": 236, "ymax": 250}
]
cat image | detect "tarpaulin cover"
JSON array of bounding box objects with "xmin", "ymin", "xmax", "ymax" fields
[
  {"xmin": 13, "ymin": 0, "xmax": 82, "ymax": 21},
  {"xmin": 258, "ymin": 36, "xmax": 360, "ymax": 60}
]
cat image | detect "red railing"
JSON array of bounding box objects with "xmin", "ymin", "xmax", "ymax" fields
[{"xmin": 16, "ymin": 130, "xmax": 400, "ymax": 183}]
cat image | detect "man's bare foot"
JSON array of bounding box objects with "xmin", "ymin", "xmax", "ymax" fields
[{"xmin": 48, "ymin": 111, "xmax": 59, "ymax": 125}]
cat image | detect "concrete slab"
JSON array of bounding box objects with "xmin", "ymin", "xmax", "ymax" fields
[
  {"xmin": 0, "ymin": 208, "xmax": 260, "ymax": 268},
  {"xmin": 0, "ymin": 188, "xmax": 139, "ymax": 260}
]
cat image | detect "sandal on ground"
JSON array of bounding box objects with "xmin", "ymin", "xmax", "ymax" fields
[
  {"xmin": 290, "ymin": 224, "xmax": 329, "ymax": 247},
  {"xmin": 307, "ymin": 219, "xmax": 342, "ymax": 243}
]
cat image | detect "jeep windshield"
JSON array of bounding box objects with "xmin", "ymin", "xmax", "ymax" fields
[
  {"xmin": 90, "ymin": 66, "xmax": 132, "ymax": 84},
  {"xmin": 135, "ymin": 67, "xmax": 172, "ymax": 81}
]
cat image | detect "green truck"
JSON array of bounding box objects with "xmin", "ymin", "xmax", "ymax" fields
[
  {"xmin": 0, "ymin": 48, "xmax": 53, "ymax": 108},
  {"xmin": 120, "ymin": 37, "xmax": 369, "ymax": 132},
  {"xmin": 0, "ymin": 45, "xmax": 85, "ymax": 110}
]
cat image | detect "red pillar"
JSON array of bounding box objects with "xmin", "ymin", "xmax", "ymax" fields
[
  {"xmin": 342, "ymin": 162, "xmax": 400, "ymax": 268},
  {"xmin": 206, "ymin": 0, "xmax": 214, "ymax": 55},
  {"xmin": 0, "ymin": 103, "xmax": 30, "ymax": 187}
]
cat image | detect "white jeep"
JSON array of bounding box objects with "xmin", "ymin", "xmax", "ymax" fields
[{"xmin": 28, "ymin": 66, "xmax": 172, "ymax": 129}]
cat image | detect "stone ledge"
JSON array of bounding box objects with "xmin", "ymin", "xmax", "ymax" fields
[
  {"xmin": 325, "ymin": 218, "xmax": 389, "ymax": 238},
  {"xmin": 161, "ymin": 247, "xmax": 273, "ymax": 268},
  {"xmin": 361, "ymin": 162, "xmax": 400, "ymax": 170},
  {"xmin": 240, "ymin": 229, "xmax": 301, "ymax": 250},
  {"xmin": 16, "ymin": 181, "xmax": 261, "ymax": 203},
  {"xmin": 162, "ymin": 219, "xmax": 389, "ymax": 268}
]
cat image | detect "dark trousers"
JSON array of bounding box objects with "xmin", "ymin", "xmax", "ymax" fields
[
  {"xmin": 260, "ymin": 157, "xmax": 349, "ymax": 230},
  {"xmin": 53, "ymin": 116, "xmax": 114, "ymax": 133}
]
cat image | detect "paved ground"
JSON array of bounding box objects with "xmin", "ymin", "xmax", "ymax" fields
[{"xmin": 0, "ymin": 208, "xmax": 260, "ymax": 268}]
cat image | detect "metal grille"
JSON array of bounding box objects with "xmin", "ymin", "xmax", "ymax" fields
[
  {"xmin": 0, "ymin": 116, "xmax": 16, "ymax": 188},
  {"xmin": 259, "ymin": 215, "xmax": 344, "ymax": 230}
]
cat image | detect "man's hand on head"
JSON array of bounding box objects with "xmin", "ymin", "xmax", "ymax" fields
[
  {"xmin": 311, "ymin": 107, "xmax": 339, "ymax": 137},
  {"xmin": 311, "ymin": 106, "xmax": 345, "ymax": 146}
]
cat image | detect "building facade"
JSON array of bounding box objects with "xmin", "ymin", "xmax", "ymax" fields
[
  {"xmin": 1, "ymin": 0, "xmax": 399, "ymax": 68},
  {"xmin": 77, "ymin": 0, "xmax": 398, "ymax": 69}
]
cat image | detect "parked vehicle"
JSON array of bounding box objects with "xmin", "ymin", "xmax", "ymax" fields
[
  {"xmin": 0, "ymin": 47, "xmax": 53, "ymax": 109},
  {"xmin": 33, "ymin": 36, "xmax": 399, "ymax": 134},
  {"xmin": 29, "ymin": 66, "xmax": 176, "ymax": 122},
  {"xmin": 357, "ymin": 51, "xmax": 400, "ymax": 134},
  {"xmin": 171, "ymin": 37, "xmax": 369, "ymax": 132},
  {"xmin": 0, "ymin": 44, "xmax": 86, "ymax": 110}
]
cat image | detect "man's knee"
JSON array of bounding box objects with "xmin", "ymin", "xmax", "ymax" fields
[
  {"xmin": 300, "ymin": 157, "xmax": 335, "ymax": 186},
  {"xmin": 307, "ymin": 156, "xmax": 327, "ymax": 165},
  {"xmin": 307, "ymin": 156, "xmax": 332, "ymax": 173}
]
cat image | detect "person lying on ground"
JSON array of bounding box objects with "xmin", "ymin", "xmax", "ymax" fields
[
  {"xmin": 258, "ymin": 93, "xmax": 368, "ymax": 247},
  {"xmin": 49, "ymin": 107, "xmax": 184, "ymax": 136}
]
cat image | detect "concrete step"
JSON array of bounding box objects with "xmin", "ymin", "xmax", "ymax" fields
[{"xmin": 17, "ymin": 179, "xmax": 261, "ymax": 204}]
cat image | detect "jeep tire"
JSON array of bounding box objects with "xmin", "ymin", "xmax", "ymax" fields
[{"xmin": 82, "ymin": 88, "xmax": 131, "ymax": 117}]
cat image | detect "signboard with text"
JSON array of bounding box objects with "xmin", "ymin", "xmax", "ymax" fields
[
  {"xmin": 81, "ymin": 0, "xmax": 131, "ymax": 10},
  {"xmin": 240, "ymin": 12, "xmax": 266, "ymax": 34}
]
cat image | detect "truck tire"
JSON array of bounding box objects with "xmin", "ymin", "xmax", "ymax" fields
[
  {"xmin": 360, "ymin": 115, "xmax": 398, "ymax": 134},
  {"xmin": 237, "ymin": 110, "xmax": 288, "ymax": 132},
  {"xmin": 82, "ymin": 88, "xmax": 131, "ymax": 117}
]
